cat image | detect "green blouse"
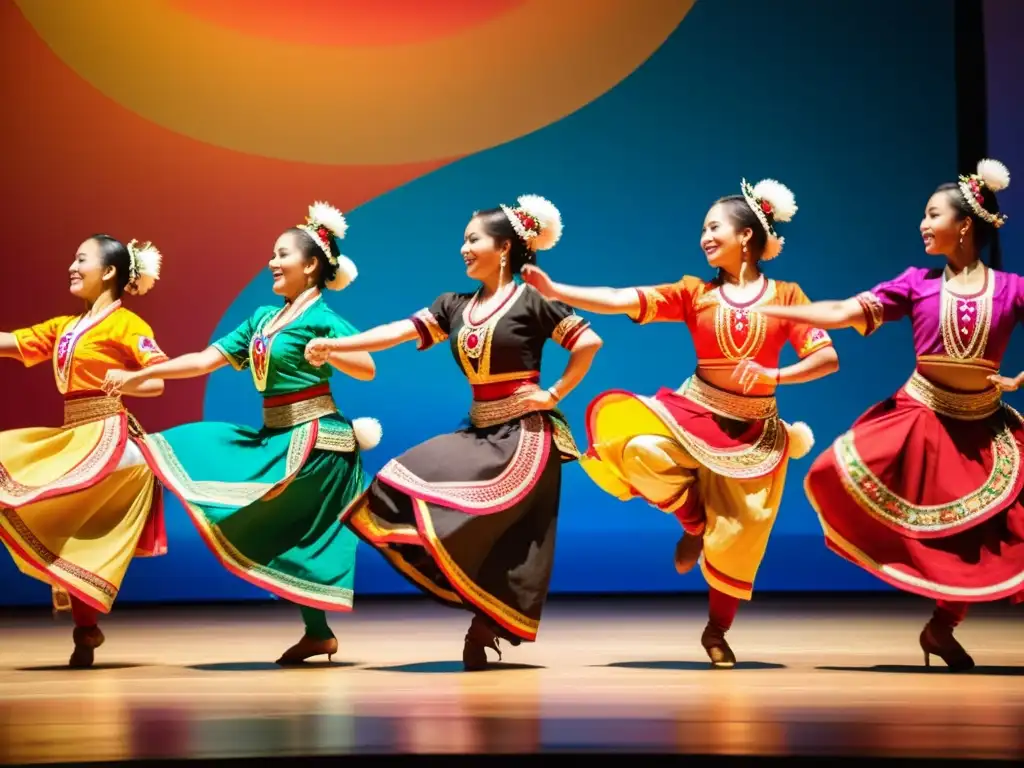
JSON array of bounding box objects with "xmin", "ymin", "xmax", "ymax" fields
[{"xmin": 213, "ymin": 297, "xmax": 358, "ymax": 397}]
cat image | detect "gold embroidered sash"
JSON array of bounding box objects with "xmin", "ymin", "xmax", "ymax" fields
[
  {"xmin": 904, "ymin": 371, "xmax": 1001, "ymax": 421},
  {"xmin": 263, "ymin": 394, "xmax": 338, "ymax": 430},
  {"xmin": 63, "ymin": 394, "xmax": 124, "ymax": 428},
  {"xmin": 678, "ymin": 376, "xmax": 777, "ymax": 421}
]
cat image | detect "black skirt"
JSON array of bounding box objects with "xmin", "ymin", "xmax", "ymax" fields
[{"xmin": 340, "ymin": 411, "xmax": 578, "ymax": 642}]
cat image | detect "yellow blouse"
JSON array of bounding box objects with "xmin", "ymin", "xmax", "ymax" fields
[{"xmin": 13, "ymin": 301, "xmax": 168, "ymax": 394}]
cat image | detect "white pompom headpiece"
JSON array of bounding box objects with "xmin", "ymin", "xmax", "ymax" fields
[
  {"xmin": 740, "ymin": 178, "xmax": 797, "ymax": 261},
  {"xmin": 124, "ymin": 239, "xmax": 162, "ymax": 296},
  {"xmin": 299, "ymin": 201, "xmax": 358, "ymax": 291},
  {"xmin": 500, "ymin": 194, "xmax": 563, "ymax": 252},
  {"xmin": 958, "ymin": 159, "xmax": 1010, "ymax": 229}
]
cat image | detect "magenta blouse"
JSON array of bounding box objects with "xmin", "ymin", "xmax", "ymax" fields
[{"xmin": 855, "ymin": 266, "xmax": 1024, "ymax": 365}]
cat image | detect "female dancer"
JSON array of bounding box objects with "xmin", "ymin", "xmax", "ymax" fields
[
  {"xmin": 103, "ymin": 202, "xmax": 381, "ymax": 664},
  {"xmin": 755, "ymin": 159, "xmax": 1020, "ymax": 671},
  {"xmin": 0, "ymin": 235, "xmax": 167, "ymax": 667},
  {"xmin": 521, "ymin": 178, "xmax": 839, "ymax": 667},
  {"xmin": 304, "ymin": 195, "xmax": 603, "ymax": 671}
]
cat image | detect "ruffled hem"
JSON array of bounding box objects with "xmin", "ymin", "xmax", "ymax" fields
[{"xmin": 584, "ymin": 387, "xmax": 790, "ymax": 481}]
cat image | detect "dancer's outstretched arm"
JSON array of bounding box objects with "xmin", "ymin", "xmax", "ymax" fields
[
  {"xmin": 103, "ymin": 347, "xmax": 227, "ymax": 395},
  {"xmin": 521, "ymin": 265, "xmax": 641, "ymax": 316},
  {"xmin": 304, "ymin": 320, "xmax": 421, "ymax": 365},
  {"xmin": 326, "ymin": 350, "xmax": 376, "ymax": 381},
  {"xmin": 756, "ymin": 297, "xmax": 863, "ymax": 330}
]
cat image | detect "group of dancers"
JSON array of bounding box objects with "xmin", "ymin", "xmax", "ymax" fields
[{"xmin": 0, "ymin": 158, "xmax": 1019, "ymax": 674}]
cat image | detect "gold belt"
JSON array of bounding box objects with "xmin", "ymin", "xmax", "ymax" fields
[
  {"xmin": 469, "ymin": 384, "xmax": 544, "ymax": 428},
  {"xmin": 63, "ymin": 395, "xmax": 124, "ymax": 427},
  {"xmin": 263, "ymin": 394, "xmax": 338, "ymax": 429},
  {"xmin": 679, "ymin": 376, "xmax": 778, "ymax": 421},
  {"xmin": 904, "ymin": 371, "xmax": 1001, "ymax": 421}
]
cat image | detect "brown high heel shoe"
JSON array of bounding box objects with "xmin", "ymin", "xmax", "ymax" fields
[
  {"xmin": 700, "ymin": 623, "xmax": 736, "ymax": 669},
  {"xmin": 275, "ymin": 634, "xmax": 339, "ymax": 665},
  {"xmin": 920, "ymin": 620, "xmax": 974, "ymax": 672},
  {"xmin": 463, "ymin": 615, "xmax": 503, "ymax": 671},
  {"xmin": 69, "ymin": 625, "xmax": 105, "ymax": 668},
  {"xmin": 674, "ymin": 533, "xmax": 703, "ymax": 574}
]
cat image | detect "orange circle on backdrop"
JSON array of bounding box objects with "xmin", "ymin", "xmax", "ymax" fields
[
  {"xmin": 168, "ymin": 0, "xmax": 528, "ymax": 47},
  {"xmin": 14, "ymin": 0, "xmax": 693, "ymax": 165}
]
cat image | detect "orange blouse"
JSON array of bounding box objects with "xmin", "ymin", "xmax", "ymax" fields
[
  {"xmin": 630, "ymin": 275, "xmax": 833, "ymax": 372},
  {"xmin": 13, "ymin": 301, "xmax": 168, "ymax": 395}
]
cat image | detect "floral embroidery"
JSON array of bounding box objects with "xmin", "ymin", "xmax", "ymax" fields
[
  {"xmin": 714, "ymin": 302, "xmax": 767, "ymax": 360},
  {"xmin": 795, "ymin": 327, "xmax": 832, "ymax": 358},
  {"xmin": 833, "ymin": 421, "xmax": 1019, "ymax": 532},
  {"xmin": 939, "ymin": 270, "xmax": 993, "ymax": 359}
]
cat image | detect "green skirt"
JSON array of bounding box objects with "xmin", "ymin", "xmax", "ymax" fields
[{"xmin": 140, "ymin": 414, "xmax": 363, "ymax": 610}]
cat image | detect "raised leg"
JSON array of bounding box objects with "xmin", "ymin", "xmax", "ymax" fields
[{"xmin": 620, "ymin": 435, "xmax": 704, "ymax": 572}]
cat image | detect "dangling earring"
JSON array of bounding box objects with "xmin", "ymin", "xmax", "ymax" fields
[{"xmin": 498, "ymin": 255, "xmax": 507, "ymax": 292}]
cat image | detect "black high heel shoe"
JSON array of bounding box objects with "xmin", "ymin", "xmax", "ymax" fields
[{"xmin": 920, "ymin": 620, "xmax": 975, "ymax": 672}]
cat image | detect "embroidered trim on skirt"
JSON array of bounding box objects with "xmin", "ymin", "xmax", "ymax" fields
[
  {"xmin": 341, "ymin": 409, "xmax": 579, "ymax": 641},
  {"xmin": 576, "ymin": 377, "xmax": 809, "ymax": 600},
  {"xmin": 139, "ymin": 386, "xmax": 364, "ymax": 611},
  {"xmin": 807, "ymin": 375, "xmax": 1024, "ymax": 603},
  {"xmin": 0, "ymin": 392, "xmax": 165, "ymax": 614}
]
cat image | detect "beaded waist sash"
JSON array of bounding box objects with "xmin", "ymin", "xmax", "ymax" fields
[
  {"xmin": 263, "ymin": 384, "xmax": 338, "ymax": 429},
  {"xmin": 63, "ymin": 392, "xmax": 125, "ymax": 427},
  {"xmin": 904, "ymin": 371, "xmax": 1001, "ymax": 421},
  {"xmin": 469, "ymin": 379, "xmax": 544, "ymax": 429},
  {"xmin": 678, "ymin": 376, "xmax": 778, "ymax": 421}
]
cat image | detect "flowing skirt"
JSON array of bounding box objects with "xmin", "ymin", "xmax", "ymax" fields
[
  {"xmin": 0, "ymin": 393, "xmax": 165, "ymax": 613},
  {"xmin": 141, "ymin": 412, "xmax": 365, "ymax": 610},
  {"xmin": 579, "ymin": 376, "xmax": 812, "ymax": 600},
  {"xmin": 341, "ymin": 411, "xmax": 579, "ymax": 642},
  {"xmin": 806, "ymin": 373, "xmax": 1024, "ymax": 603}
]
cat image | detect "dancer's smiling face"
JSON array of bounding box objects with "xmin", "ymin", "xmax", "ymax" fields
[
  {"xmin": 462, "ymin": 215, "xmax": 511, "ymax": 283},
  {"xmin": 269, "ymin": 230, "xmax": 322, "ymax": 299}
]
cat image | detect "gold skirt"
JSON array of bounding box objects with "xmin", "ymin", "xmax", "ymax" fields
[
  {"xmin": 580, "ymin": 379, "xmax": 810, "ymax": 600},
  {"xmin": 0, "ymin": 395, "xmax": 162, "ymax": 613}
]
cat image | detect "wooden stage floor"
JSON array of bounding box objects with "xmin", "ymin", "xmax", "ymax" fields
[{"xmin": 0, "ymin": 594, "xmax": 1021, "ymax": 764}]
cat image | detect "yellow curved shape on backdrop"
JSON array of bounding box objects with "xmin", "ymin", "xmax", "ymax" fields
[{"xmin": 14, "ymin": 0, "xmax": 693, "ymax": 165}]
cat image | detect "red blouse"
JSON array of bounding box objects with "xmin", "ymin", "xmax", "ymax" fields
[{"xmin": 631, "ymin": 275, "xmax": 833, "ymax": 386}]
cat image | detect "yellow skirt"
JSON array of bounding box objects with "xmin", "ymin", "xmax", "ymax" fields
[
  {"xmin": 581, "ymin": 382, "xmax": 810, "ymax": 600},
  {"xmin": 0, "ymin": 403, "xmax": 163, "ymax": 614}
]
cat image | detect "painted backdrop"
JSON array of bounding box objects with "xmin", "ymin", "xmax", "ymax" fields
[{"xmin": 4, "ymin": 0, "xmax": 1011, "ymax": 606}]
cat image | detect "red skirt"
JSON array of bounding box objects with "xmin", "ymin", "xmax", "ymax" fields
[{"xmin": 807, "ymin": 375, "xmax": 1024, "ymax": 603}]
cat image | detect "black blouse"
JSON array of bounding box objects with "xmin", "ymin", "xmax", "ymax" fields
[{"xmin": 409, "ymin": 283, "xmax": 590, "ymax": 385}]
